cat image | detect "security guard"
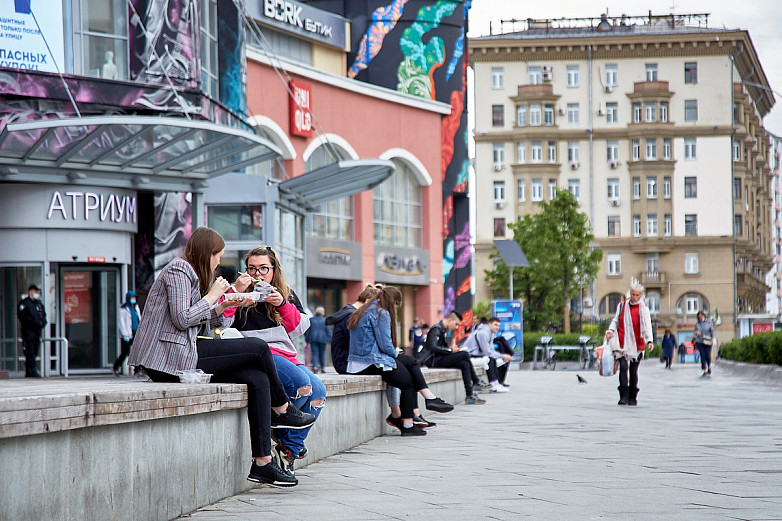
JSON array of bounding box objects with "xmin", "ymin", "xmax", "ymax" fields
[{"xmin": 18, "ymin": 284, "xmax": 47, "ymax": 377}]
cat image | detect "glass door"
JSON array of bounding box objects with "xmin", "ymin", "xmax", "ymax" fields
[
  {"xmin": 60, "ymin": 266, "xmax": 119, "ymax": 373},
  {"xmin": 0, "ymin": 265, "xmax": 44, "ymax": 374}
]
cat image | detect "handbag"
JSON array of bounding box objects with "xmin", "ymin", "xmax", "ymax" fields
[{"xmin": 701, "ymin": 337, "xmax": 713, "ymax": 346}]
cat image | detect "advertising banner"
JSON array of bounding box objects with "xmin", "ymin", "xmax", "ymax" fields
[
  {"xmin": 64, "ymin": 272, "xmax": 90, "ymax": 324},
  {"xmin": 0, "ymin": 0, "xmax": 64, "ymax": 72},
  {"xmin": 492, "ymin": 300, "xmax": 524, "ymax": 358}
]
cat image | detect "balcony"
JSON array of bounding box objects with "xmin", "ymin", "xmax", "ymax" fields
[
  {"xmin": 632, "ymin": 81, "xmax": 671, "ymax": 95},
  {"xmin": 640, "ymin": 271, "xmax": 667, "ymax": 287}
]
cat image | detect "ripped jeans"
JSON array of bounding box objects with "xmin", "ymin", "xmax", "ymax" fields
[{"xmin": 272, "ymin": 354, "xmax": 326, "ymax": 455}]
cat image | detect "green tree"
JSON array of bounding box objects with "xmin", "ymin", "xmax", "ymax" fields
[{"xmin": 485, "ymin": 189, "xmax": 602, "ymax": 333}]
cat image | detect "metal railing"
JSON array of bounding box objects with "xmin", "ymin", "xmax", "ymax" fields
[{"xmin": 42, "ymin": 337, "xmax": 69, "ymax": 377}]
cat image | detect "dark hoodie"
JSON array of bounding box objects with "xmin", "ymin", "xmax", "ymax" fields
[{"xmin": 325, "ymin": 304, "xmax": 356, "ymax": 374}]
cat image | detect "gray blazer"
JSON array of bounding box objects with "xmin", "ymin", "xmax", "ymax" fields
[{"xmin": 128, "ymin": 257, "xmax": 228, "ymax": 374}]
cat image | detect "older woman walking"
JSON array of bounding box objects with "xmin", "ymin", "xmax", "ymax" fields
[{"xmin": 604, "ymin": 282, "xmax": 654, "ymax": 406}]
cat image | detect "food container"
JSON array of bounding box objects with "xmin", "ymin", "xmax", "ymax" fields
[{"xmin": 175, "ymin": 369, "xmax": 213, "ymax": 384}]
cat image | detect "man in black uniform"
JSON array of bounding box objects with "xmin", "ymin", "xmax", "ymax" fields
[{"xmin": 18, "ymin": 284, "xmax": 46, "ymax": 377}]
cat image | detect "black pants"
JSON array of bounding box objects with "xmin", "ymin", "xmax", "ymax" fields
[
  {"xmin": 696, "ymin": 342, "xmax": 712, "ymax": 370},
  {"xmin": 618, "ymin": 354, "xmax": 642, "ymax": 390},
  {"xmin": 494, "ymin": 342, "xmax": 514, "ymax": 384},
  {"xmin": 429, "ymin": 350, "xmax": 475, "ymax": 397},
  {"xmin": 114, "ymin": 337, "xmax": 133, "ymax": 372},
  {"xmin": 145, "ymin": 337, "xmax": 288, "ymax": 458},
  {"xmin": 21, "ymin": 329, "xmax": 40, "ymax": 373},
  {"xmin": 355, "ymin": 354, "xmax": 426, "ymax": 419}
]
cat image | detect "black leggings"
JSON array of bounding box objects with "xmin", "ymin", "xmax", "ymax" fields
[
  {"xmin": 618, "ymin": 354, "xmax": 642, "ymax": 390},
  {"xmin": 355, "ymin": 354, "xmax": 427, "ymax": 419},
  {"xmin": 429, "ymin": 350, "xmax": 476, "ymax": 396},
  {"xmin": 145, "ymin": 337, "xmax": 288, "ymax": 458}
]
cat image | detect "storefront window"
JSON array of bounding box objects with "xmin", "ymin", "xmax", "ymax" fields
[
  {"xmin": 306, "ymin": 145, "xmax": 354, "ymax": 241},
  {"xmin": 207, "ymin": 205, "xmax": 263, "ymax": 241},
  {"xmin": 73, "ymin": 0, "xmax": 129, "ymax": 80},
  {"xmin": 275, "ymin": 207, "xmax": 305, "ymax": 296},
  {"xmin": 246, "ymin": 128, "xmax": 285, "ymax": 180},
  {"xmin": 373, "ymin": 160, "xmax": 422, "ymax": 248},
  {"xmin": 0, "ymin": 266, "xmax": 43, "ymax": 373}
]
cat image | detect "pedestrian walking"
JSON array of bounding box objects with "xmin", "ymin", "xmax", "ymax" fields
[
  {"xmin": 661, "ymin": 329, "xmax": 675, "ymax": 369},
  {"xmin": 113, "ymin": 290, "xmax": 141, "ymax": 376},
  {"xmin": 693, "ymin": 311, "xmax": 715, "ymax": 377},
  {"xmin": 305, "ymin": 307, "xmax": 331, "ymax": 373}
]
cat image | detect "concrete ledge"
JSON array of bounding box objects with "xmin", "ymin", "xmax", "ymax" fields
[
  {"xmin": 715, "ymin": 359, "xmax": 782, "ymax": 386},
  {"xmin": 0, "ymin": 368, "xmax": 466, "ymax": 521}
]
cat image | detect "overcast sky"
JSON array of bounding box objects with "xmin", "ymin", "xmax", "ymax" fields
[{"xmin": 467, "ymin": 0, "xmax": 782, "ymax": 136}]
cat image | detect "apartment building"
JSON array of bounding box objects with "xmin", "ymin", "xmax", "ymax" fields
[{"xmin": 470, "ymin": 13, "xmax": 775, "ymax": 341}]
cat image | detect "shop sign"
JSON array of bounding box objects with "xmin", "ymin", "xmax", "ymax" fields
[
  {"xmin": 753, "ymin": 322, "xmax": 773, "ymax": 334},
  {"xmin": 378, "ymin": 252, "xmax": 427, "ymax": 275},
  {"xmin": 0, "ymin": 0, "xmax": 64, "ymax": 73},
  {"xmin": 47, "ymin": 190, "xmax": 137, "ymax": 224},
  {"xmin": 319, "ymin": 247, "xmax": 350, "ymax": 265},
  {"xmin": 87, "ymin": 257, "xmax": 106, "ymax": 263},
  {"xmin": 289, "ymin": 80, "xmax": 313, "ymax": 138},
  {"xmin": 250, "ymin": 0, "xmax": 347, "ymax": 49}
]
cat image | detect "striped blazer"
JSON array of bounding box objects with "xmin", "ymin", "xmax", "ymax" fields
[{"xmin": 128, "ymin": 257, "xmax": 228, "ymax": 374}]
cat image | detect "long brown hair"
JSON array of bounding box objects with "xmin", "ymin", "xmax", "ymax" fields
[
  {"xmin": 243, "ymin": 245, "xmax": 290, "ymax": 325},
  {"xmin": 357, "ymin": 283, "xmax": 383, "ymax": 303},
  {"xmin": 183, "ymin": 227, "xmax": 225, "ymax": 296},
  {"xmin": 348, "ymin": 286, "xmax": 402, "ymax": 347}
]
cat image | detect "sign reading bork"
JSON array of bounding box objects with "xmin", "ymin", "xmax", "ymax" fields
[{"xmin": 289, "ymin": 80, "xmax": 313, "ymax": 138}]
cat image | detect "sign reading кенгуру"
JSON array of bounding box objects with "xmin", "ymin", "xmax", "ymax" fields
[{"xmin": 0, "ymin": 0, "xmax": 64, "ymax": 72}]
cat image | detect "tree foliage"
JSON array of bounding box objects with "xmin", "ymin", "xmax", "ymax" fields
[{"xmin": 484, "ymin": 189, "xmax": 603, "ymax": 333}]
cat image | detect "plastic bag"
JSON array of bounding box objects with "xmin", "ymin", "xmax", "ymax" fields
[{"xmin": 596, "ymin": 341, "xmax": 618, "ymax": 377}]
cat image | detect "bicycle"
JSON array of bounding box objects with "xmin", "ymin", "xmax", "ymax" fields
[
  {"xmin": 539, "ymin": 336, "xmax": 557, "ymax": 370},
  {"xmin": 577, "ymin": 336, "xmax": 597, "ymax": 370}
]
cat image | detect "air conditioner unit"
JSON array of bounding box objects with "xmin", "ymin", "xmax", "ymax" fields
[
  {"xmin": 582, "ymin": 297, "xmax": 593, "ymax": 308},
  {"xmin": 558, "ymin": 108, "xmax": 566, "ymax": 116},
  {"xmin": 605, "ymin": 85, "xmax": 614, "ymax": 93},
  {"xmin": 569, "ymin": 161, "xmax": 580, "ymax": 170},
  {"xmin": 598, "ymin": 107, "xmax": 606, "ymax": 116},
  {"xmin": 542, "ymin": 65, "xmax": 552, "ymax": 73},
  {"xmin": 493, "ymin": 163, "xmax": 503, "ymax": 172},
  {"xmin": 610, "ymin": 199, "xmax": 620, "ymax": 207},
  {"xmin": 542, "ymin": 72, "xmax": 552, "ymax": 82},
  {"xmin": 609, "ymin": 160, "xmax": 619, "ymax": 169},
  {"xmin": 495, "ymin": 201, "xmax": 506, "ymax": 209}
]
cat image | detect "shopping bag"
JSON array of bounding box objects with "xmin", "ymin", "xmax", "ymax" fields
[{"xmin": 596, "ymin": 341, "xmax": 618, "ymax": 377}]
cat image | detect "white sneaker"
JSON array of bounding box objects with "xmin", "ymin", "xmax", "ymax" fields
[{"xmin": 490, "ymin": 385, "xmax": 509, "ymax": 393}]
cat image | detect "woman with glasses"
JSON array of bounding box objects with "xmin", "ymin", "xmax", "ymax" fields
[
  {"xmin": 227, "ymin": 246, "xmax": 326, "ymax": 476},
  {"xmin": 128, "ymin": 228, "xmax": 315, "ymax": 487}
]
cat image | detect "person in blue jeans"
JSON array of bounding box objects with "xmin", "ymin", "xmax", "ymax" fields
[{"xmin": 306, "ymin": 307, "xmax": 331, "ymax": 373}]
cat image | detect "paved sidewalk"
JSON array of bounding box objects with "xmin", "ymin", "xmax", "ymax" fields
[{"xmin": 178, "ymin": 362, "xmax": 782, "ymax": 521}]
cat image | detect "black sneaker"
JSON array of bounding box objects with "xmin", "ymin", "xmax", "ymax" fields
[
  {"xmin": 413, "ymin": 414, "xmax": 437, "ymax": 430},
  {"xmin": 424, "ymin": 397, "xmax": 454, "ymax": 413},
  {"xmin": 386, "ymin": 414, "xmax": 404, "ymax": 432},
  {"xmin": 400, "ymin": 424, "xmax": 427, "ymax": 436},
  {"xmin": 274, "ymin": 443, "xmax": 296, "ymax": 475},
  {"xmin": 271, "ymin": 403, "xmax": 316, "ymax": 430},
  {"xmin": 272, "ymin": 430, "xmax": 308, "ymax": 459},
  {"xmin": 247, "ymin": 460, "xmax": 297, "ymax": 487}
]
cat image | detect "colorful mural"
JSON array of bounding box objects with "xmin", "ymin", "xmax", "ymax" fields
[{"xmin": 348, "ymin": 0, "xmax": 410, "ymax": 79}]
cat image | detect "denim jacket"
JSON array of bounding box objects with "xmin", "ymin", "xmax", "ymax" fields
[{"xmin": 347, "ymin": 302, "xmax": 398, "ymax": 369}]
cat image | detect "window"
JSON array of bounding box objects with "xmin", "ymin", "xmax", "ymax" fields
[
  {"xmin": 373, "ymin": 160, "xmax": 422, "ymax": 247},
  {"xmin": 208, "ymin": 205, "xmax": 264, "ymax": 241},
  {"xmin": 544, "ymin": 104, "xmax": 555, "ymax": 126},
  {"xmin": 733, "ymin": 102, "xmax": 740, "ymax": 125},
  {"xmin": 633, "ymin": 215, "xmax": 641, "ymax": 237},
  {"xmin": 685, "ymin": 252, "xmax": 699, "ymax": 274},
  {"xmin": 663, "ymin": 138, "xmax": 671, "ymax": 160},
  {"xmin": 633, "ymin": 177, "xmax": 641, "ymax": 199},
  {"xmin": 517, "ymin": 105, "xmax": 526, "ymax": 126},
  {"xmin": 646, "ymin": 253, "xmax": 660, "ymax": 272},
  {"xmin": 684, "ymin": 138, "xmax": 697, "ymax": 159},
  {"xmin": 517, "ymin": 179, "xmax": 526, "ymax": 202},
  {"xmin": 645, "ymin": 102, "xmax": 657, "ymax": 122},
  {"xmin": 491, "ymin": 67, "xmax": 504, "ymax": 89},
  {"xmin": 516, "ymin": 142, "xmax": 526, "ymax": 163},
  {"xmin": 606, "ymin": 102, "xmax": 618, "ymax": 123},
  {"xmin": 607, "ymin": 141, "xmax": 619, "ymax": 161},
  {"xmin": 530, "ymin": 104, "xmax": 542, "ymax": 126},
  {"xmin": 492, "ymin": 105, "xmax": 504, "ymax": 127},
  {"xmin": 567, "ymin": 142, "xmax": 580, "ymax": 163},
  {"xmin": 600, "ymin": 293, "xmax": 623, "ymax": 314},
  {"xmin": 646, "ymin": 139, "xmax": 657, "ymax": 160},
  {"xmin": 567, "ymin": 65, "xmax": 579, "ymax": 87},
  {"xmin": 685, "ymin": 214, "xmax": 698, "ymax": 236},
  {"xmin": 531, "ymin": 141, "xmax": 543, "ymax": 163},
  {"xmin": 549, "ymin": 180, "xmax": 557, "ymax": 200},
  {"xmin": 676, "ymin": 293, "xmax": 709, "ymax": 315},
  {"xmin": 531, "ymin": 179, "xmax": 543, "ymax": 201},
  {"xmin": 733, "ymin": 140, "xmax": 741, "ymax": 161},
  {"xmin": 607, "ymin": 253, "xmax": 621, "ymax": 275},
  {"xmin": 492, "ymin": 143, "xmax": 505, "ymax": 167},
  {"xmin": 607, "ymin": 178, "xmax": 620, "ymax": 200},
  {"xmin": 646, "ymin": 176, "xmax": 657, "ymax": 198},
  {"xmin": 684, "ymin": 100, "xmax": 698, "ymax": 121},
  {"xmin": 633, "ymin": 102, "xmax": 641, "ymax": 123},
  {"xmin": 663, "ymin": 176, "xmax": 671, "ymax": 198},
  {"xmin": 684, "ymin": 177, "xmax": 697, "ymax": 198},
  {"xmin": 73, "ymin": 0, "xmax": 130, "ymax": 81},
  {"xmin": 684, "ymin": 62, "xmax": 697, "ymax": 84},
  {"xmin": 733, "ymin": 178, "xmax": 742, "ymax": 199},
  {"xmin": 607, "ymin": 216, "xmax": 620, "ymax": 237},
  {"xmin": 567, "ymin": 103, "xmax": 580, "ymax": 124},
  {"xmin": 664, "ymin": 214, "xmax": 672, "ymax": 236},
  {"xmin": 529, "ymin": 66, "xmax": 542, "ymax": 85},
  {"xmin": 605, "ymin": 64, "xmax": 618, "ymax": 86},
  {"xmin": 494, "ymin": 218, "xmax": 506, "ymax": 237},
  {"xmin": 199, "ymin": 0, "xmax": 219, "ymax": 96},
  {"xmin": 493, "ymin": 181, "xmax": 506, "ymax": 202},
  {"xmin": 646, "ymin": 291, "xmax": 661, "ymax": 314},
  {"xmin": 568, "ymin": 179, "xmax": 580, "ymax": 201},
  {"xmin": 645, "ymin": 63, "xmax": 658, "ymax": 82},
  {"xmin": 308, "ymin": 145, "xmax": 353, "ymax": 240},
  {"xmin": 686, "ymin": 296, "xmax": 699, "ymax": 314},
  {"xmin": 646, "ymin": 214, "xmax": 658, "ymax": 236},
  {"xmin": 632, "ymin": 140, "xmax": 640, "ymax": 161},
  {"xmin": 548, "ymin": 141, "xmax": 557, "ymax": 163},
  {"xmin": 733, "ymin": 215, "xmax": 742, "ymax": 236},
  {"xmin": 660, "ymin": 102, "xmax": 668, "ymax": 122}
]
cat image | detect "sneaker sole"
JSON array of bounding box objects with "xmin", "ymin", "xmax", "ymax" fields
[
  {"xmin": 386, "ymin": 419, "xmax": 403, "ymax": 431},
  {"xmin": 425, "ymin": 405, "xmax": 454, "ymax": 413},
  {"xmin": 247, "ymin": 475, "xmax": 298, "ymax": 487},
  {"xmin": 270, "ymin": 420, "xmax": 316, "ymax": 430}
]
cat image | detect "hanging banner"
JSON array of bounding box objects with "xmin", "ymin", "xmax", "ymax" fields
[
  {"xmin": 0, "ymin": 0, "xmax": 64, "ymax": 73},
  {"xmin": 289, "ymin": 80, "xmax": 313, "ymax": 138},
  {"xmin": 64, "ymin": 272, "xmax": 91, "ymax": 324}
]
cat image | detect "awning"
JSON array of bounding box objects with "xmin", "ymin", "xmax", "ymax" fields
[
  {"xmin": 278, "ymin": 159, "xmax": 395, "ymax": 208},
  {"xmin": 0, "ymin": 116, "xmax": 282, "ymax": 192}
]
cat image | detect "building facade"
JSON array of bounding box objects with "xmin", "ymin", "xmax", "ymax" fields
[{"xmin": 470, "ymin": 14, "xmax": 775, "ymax": 341}]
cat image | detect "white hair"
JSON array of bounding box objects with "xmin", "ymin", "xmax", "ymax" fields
[{"xmin": 629, "ymin": 281, "xmax": 645, "ymax": 293}]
